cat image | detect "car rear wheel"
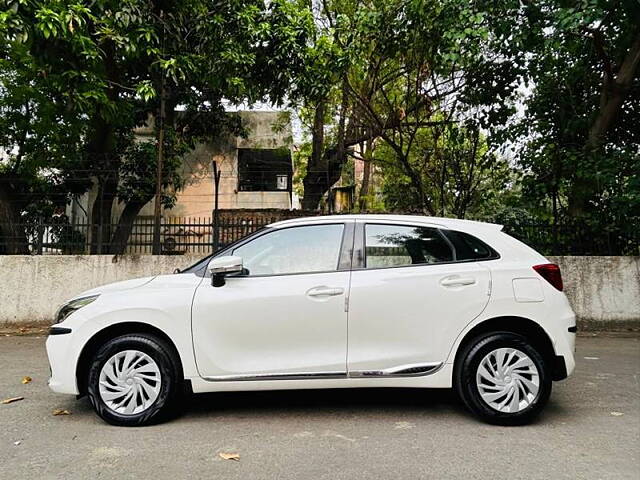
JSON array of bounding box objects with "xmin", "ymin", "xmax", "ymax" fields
[
  {"xmin": 455, "ymin": 332, "xmax": 552, "ymax": 425},
  {"xmin": 87, "ymin": 333, "xmax": 182, "ymax": 426}
]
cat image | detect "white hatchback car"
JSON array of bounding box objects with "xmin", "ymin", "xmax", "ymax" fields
[{"xmin": 47, "ymin": 215, "xmax": 576, "ymax": 426}]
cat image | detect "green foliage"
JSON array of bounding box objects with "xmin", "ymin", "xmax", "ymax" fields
[
  {"xmin": 374, "ymin": 124, "xmax": 511, "ymax": 218},
  {"xmin": 292, "ymin": 141, "xmax": 311, "ymax": 198},
  {"xmin": 2, "ymin": 0, "xmax": 638, "ymax": 254},
  {"xmin": 463, "ymin": 0, "xmax": 640, "ymax": 227},
  {"xmin": 116, "ymin": 130, "xmax": 186, "ymax": 209},
  {"xmin": 1, "ymin": 0, "xmax": 316, "ymax": 251}
]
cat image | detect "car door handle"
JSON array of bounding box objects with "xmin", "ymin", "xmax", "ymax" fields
[
  {"xmin": 440, "ymin": 276, "xmax": 476, "ymax": 287},
  {"xmin": 306, "ymin": 286, "xmax": 345, "ymax": 297}
]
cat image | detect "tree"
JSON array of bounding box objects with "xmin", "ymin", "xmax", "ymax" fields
[
  {"xmin": 374, "ymin": 123, "xmax": 511, "ymax": 217},
  {"xmin": 463, "ymin": 0, "xmax": 640, "ymax": 224},
  {"xmin": 1, "ymin": 0, "xmax": 314, "ymax": 253},
  {"xmin": 294, "ymin": 0, "xmax": 493, "ymax": 210},
  {"xmin": 0, "ymin": 43, "xmax": 88, "ymax": 253}
]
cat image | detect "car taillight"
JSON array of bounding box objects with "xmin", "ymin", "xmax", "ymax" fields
[{"xmin": 533, "ymin": 263, "xmax": 563, "ymax": 291}]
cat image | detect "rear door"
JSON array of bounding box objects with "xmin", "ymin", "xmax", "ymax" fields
[{"xmin": 347, "ymin": 221, "xmax": 492, "ymax": 375}]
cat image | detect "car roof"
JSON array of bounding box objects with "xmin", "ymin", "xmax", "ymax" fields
[{"xmin": 268, "ymin": 214, "xmax": 503, "ymax": 234}]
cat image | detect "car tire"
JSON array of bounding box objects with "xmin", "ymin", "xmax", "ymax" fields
[
  {"xmin": 455, "ymin": 332, "xmax": 552, "ymax": 426},
  {"xmin": 87, "ymin": 333, "xmax": 182, "ymax": 426}
]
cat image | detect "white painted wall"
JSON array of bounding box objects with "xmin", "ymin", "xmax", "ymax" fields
[{"xmin": 0, "ymin": 255, "xmax": 638, "ymax": 328}]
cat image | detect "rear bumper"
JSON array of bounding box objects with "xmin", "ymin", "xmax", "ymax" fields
[
  {"xmin": 551, "ymin": 321, "xmax": 576, "ymax": 381},
  {"xmin": 553, "ymin": 354, "xmax": 569, "ymax": 380}
]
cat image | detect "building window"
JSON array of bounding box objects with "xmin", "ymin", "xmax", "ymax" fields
[{"xmin": 238, "ymin": 148, "xmax": 292, "ymax": 192}]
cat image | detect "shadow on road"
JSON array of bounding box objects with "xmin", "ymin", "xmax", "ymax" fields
[{"xmin": 183, "ymin": 387, "xmax": 465, "ymax": 418}]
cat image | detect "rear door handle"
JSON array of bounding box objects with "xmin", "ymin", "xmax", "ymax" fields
[
  {"xmin": 440, "ymin": 276, "xmax": 476, "ymax": 287},
  {"xmin": 307, "ymin": 286, "xmax": 345, "ymax": 297}
]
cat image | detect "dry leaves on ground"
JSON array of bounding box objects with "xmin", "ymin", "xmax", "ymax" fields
[
  {"xmin": 21, "ymin": 376, "xmax": 32, "ymax": 384},
  {"xmin": 219, "ymin": 453, "xmax": 240, "ymax": 461},
  {"xmin": 1, "ymin": 396, "xmax": 24, "ymax": 404},
  {"xmin": 52, "ymin": 409, "xmax": 71, "ymax": 416}
]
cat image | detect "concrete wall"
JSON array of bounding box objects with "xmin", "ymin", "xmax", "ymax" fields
[
  {"xmin": 1, "ymin": 255, "xmax": 638, "ymax": 329},
  {"xmin": 550, "ymin": 256, "xmax": 640, "ymax": 330},
  {"xmin": 0, "ymin": 255, "xmax": 202, "ymax": 326}
]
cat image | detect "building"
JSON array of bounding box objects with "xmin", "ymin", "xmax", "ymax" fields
[{"xmin": 69, "ymin": 110, "xmax": 297, "ymax": 225}]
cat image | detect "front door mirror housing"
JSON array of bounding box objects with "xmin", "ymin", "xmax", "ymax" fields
[{"xmin": 207, "ymin": 256, "xmax": 244, "ymax": 287}]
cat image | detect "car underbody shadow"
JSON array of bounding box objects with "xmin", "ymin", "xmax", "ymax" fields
[{"xmin": 182, "ymin": 387, "xmax": 465, "ymax": 418}]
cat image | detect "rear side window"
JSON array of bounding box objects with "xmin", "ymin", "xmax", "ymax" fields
[
  {"xmin": 365, "ymin": 224, "xmax": 453, "ymax": 268},
  {"xmin": 442, "ymin": 230, "xmax": 498, "ymax": 261}
]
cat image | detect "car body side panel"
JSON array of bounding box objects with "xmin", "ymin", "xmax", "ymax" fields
[
  {"xmin": 46, "ymin": 273, "xmax": 203, "ymax": 395},
  {"xmin": 442, "ymin": 258, "xmax": 576, "ymax": 375}
]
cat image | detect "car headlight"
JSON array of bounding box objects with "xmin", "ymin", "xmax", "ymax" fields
[{"xmin": 54, "ymin": 295, "xmax": 99, "ymax": 324}]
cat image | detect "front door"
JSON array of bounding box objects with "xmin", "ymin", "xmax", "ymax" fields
[
  {"xmin": 191, "ymin": 222, "xmax": 352, "ymax": 379},
  {"xmin": 347, "ymin": 221, "xmax": 491, "ymax": 374}
]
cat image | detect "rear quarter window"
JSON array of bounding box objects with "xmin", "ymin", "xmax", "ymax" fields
[{"xmin": 442, "ymin": 230, "xmax": 500, "ymax": 261}]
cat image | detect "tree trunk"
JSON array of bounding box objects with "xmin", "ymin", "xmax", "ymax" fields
[
  {"xmin": 86, "ymin": 108, "xmax": 119, "ymax": 254},
  {"xmin": 569, "ymin": 30, "xmax": 640, "ymax": 215},
  {"xmin": 587, "ymin": 31, "xmax": 640, "ymax": 150},
  {"xmin": 90, "ymin": 173, "xmax": 118, "ymax": 254},
  {"xmin": 302, "ymin": 80, "xmax": 354, "ymax": 211},
  {"xmin": 301, "ymin": 101, "xmax": 327, "ymax": 210},
  {"xmin": 87, "ymin": 41, "xmax": 121, "ymax": 252},
  {"xmin": 109, "ymin": 199, "xmax": 150, "ymax": 255},
  {"xmin": 358, "ymin": 141, "xmax": 372, "ymax": 211},
  {"xmin": 0, "ymin": 180, "xmax": 30, "ymax": 254}
]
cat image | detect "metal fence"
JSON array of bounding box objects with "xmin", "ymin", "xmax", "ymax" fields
[
  {"xmin": 4, "ymin": 215, "xmax": 287, "ymax": 255},
  {"xmin": 500, "ymin": 222, "xmax": 639, "ymax": 256},
  {"xmin": 1, "ymin": 215, "xmax": 638, "ymax": 256}
]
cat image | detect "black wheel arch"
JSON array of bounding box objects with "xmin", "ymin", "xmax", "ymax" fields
[
  {"xmin": 76, "ymin": 322, "xmax": 185, "ymax": 397},
  {"xmin": 453, "ymin": 316, "xmax": 566, "ymax": 381}
]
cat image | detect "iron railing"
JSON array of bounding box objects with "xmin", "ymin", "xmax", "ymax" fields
[
  {"xmin": 1, "ymin": 215, "xmax": 638, "ymax": 256},
  {"xmin": 501, "ymin": 222, "xmax": 639, "ymax": 256},
  {"xmin": 2, "ymin": 215, "xmax": 288, "ymax": 255}
]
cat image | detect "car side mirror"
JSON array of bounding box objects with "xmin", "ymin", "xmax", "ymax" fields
[{"xmin": 207, "ymin": 256, "xmax": 243, "ymax": 287}]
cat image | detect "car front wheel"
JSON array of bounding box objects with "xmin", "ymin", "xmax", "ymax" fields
[
  {"xmin": 455, "ymin": 332, "xmax": 552, "ymax": 425},
  {"xmin": 87, "ymin": 333, "xmax": 182, "ymax": 426}
]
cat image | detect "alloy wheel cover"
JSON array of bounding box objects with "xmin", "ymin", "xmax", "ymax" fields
[
  {"xmin": 475, "ymin": 347, "xmax": 540, "ymax": 413},
  {"xmin": 98, "ymin": 350, "xmax": 162, "ymax": 415}
]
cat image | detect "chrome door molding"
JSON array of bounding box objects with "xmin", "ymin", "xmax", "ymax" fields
[
  {"xmin": 201, "ymin": 362, "xmax": 444, "ymax": 382},
  {"xmin": 202, "ymin": 371, "xmax": 347, "ymax": 382},
  {"xmin": 348, "ymin": 362, "xmax": 444, "ymax": 378}
]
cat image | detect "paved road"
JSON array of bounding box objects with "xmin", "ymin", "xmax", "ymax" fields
[{"xmin": 1, "ymin": 336, "xmax": 638, "ymax": 479}]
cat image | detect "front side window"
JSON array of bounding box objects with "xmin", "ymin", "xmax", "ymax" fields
[
  {"xmin": 232, "ymin": 224, "xmax": 344, "ymax": 275},
  {"xmin": 365, "ymin": 224, "xmax": 453, "ymax": 268}
]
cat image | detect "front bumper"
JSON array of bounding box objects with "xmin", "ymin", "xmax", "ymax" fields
[{"xmin": 46, "ymin": 330, "xmax": 80, "ymax": 395}]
